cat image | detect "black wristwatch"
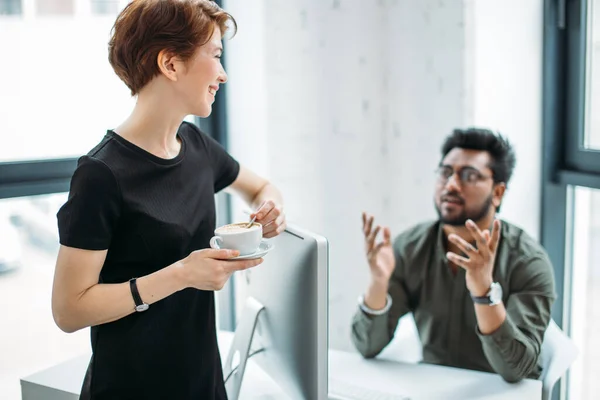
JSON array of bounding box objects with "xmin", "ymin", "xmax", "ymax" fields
[
  {"xmin": 470, "ymin": 282, "xmax": 503, "ymax": 306},
  {"xmin": 129, "ymin": 278, "xmax": 149, "ymax": 312}
]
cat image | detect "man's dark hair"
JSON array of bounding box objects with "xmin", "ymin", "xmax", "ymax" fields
[{"xmin": 441, "ymin": 128, "xmax": 516, "ymax": 186}]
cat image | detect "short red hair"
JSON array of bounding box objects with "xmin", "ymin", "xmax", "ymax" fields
[{"xmin": 108, "ymin": 0, "xmax": 236, "ymax": 95}]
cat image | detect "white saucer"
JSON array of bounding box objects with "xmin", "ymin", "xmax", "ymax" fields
[{"xmin": 231, "ymin": 240, "xmax": 274, "ymax": 260}]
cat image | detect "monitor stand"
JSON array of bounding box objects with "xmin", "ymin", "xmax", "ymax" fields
[{"xmin": 223, "ymin": 296, "xmax": 265, "ymax": 400}]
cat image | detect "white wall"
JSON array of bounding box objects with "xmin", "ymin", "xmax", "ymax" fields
[
  {"xmin": 384, "ymin": 0, "xmax": 468, "ymax": 231},
  {"xmin": 224, "ymin": 0, "xmax": 543, "ymax": 352},
  {"xmin": 465, "ymin": 0, "xmax": 543, "ymax": 240}
]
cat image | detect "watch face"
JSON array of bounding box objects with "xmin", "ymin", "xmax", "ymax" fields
[{"xmin": 489, "ymin": 283, "xmax": 503, "ymax": 304}]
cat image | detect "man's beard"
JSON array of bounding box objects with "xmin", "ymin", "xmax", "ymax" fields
[{"xmin": 435, "ymin": 194, "xmax": 494, "ymax": 226}]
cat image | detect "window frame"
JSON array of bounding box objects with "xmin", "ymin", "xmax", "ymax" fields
[
  {"xmin": 542, "ymin": 0, "xmax": 599, "ymax": 398},
  {"xmin": 562, "ymin": 0, "xmax": 600, "ymax": 172}
]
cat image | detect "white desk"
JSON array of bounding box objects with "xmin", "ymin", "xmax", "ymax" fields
[
  {"xmin": 21, "ymin": 331, "xmax": 541, "ymax": 400},
  {"xmin": 329, "ymin": 351, "xmax": 541, "ymax": 400}
]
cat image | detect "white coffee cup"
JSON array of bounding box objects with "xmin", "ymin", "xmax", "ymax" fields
[{"xmin": 209, "ymin": 222, "xmax": 263, "ymax": 256}]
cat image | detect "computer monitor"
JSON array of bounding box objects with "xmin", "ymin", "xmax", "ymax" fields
[{"xmin": 222, "ymin": 223, "xmax": 329, "ymax": 400}]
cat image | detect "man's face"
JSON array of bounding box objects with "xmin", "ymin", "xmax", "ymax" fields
[{"xmin": 434, "ymin": 148, "xmax": 504, "ymax": 226}]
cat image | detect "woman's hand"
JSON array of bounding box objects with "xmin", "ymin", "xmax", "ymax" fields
[
  {"xmin": 251, "ymin": 200, "xmax": 286, "ymax": 238},
  {"xmin": 180, "ymin": 248, "xmax": 263, "ymax": 291}
]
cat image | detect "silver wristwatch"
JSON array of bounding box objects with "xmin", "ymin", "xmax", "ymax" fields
[
  {"xmin": 470, "ymin": 282, "xmax": 503, "ymax": 306},
  {"xmin": 358, "ymin": 294, "xmax": 393, "ymax": 316}
]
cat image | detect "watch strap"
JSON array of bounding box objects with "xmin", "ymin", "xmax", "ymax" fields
[
  {"xmin": 470, "ymin": 282, "xmax": 501, "ymax": 305},
  {"xmin": 471, "ymin": 292, "xmax": 493, "ymax": 304},
  {"xmin": 129, "ymin": 278, "xmax": 148, "ymax": 311}
]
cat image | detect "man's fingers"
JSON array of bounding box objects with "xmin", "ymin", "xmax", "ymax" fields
[
  {"xmin": 466, "ymin": 220, "xmax": 489, "ymax": 258},
  {"xmin": 365, "ymin": 225, "xmax": 378, "ymax": 252},
  {"xmin": 447, "ymin": 252, "xmax": 471, "ymax": 269},
  {"xmin": 373, "ymin": 240, "xmax": 389, "ymax": 254},
  {"xmin": 368, "ymin": 225, "xmax": 381, "ymax": 248},
  {"xmin": 383, "ymin": 227, "xmax": 392, "ymax": 246},
  {"xmin": 222, "ymin": 258, "xmax": 264, "ymax": 272},
  {"xmin": 448, "ymin": 234, "xmax": 477, "ymax": 256},
  {"xmin": 364, "ymin": 215, "xmax": 374, "ymax": 238},
  {"xmin": 482, "ymin": 230, "xmax": 491, "ymax": 242},
  {"xmin": 489, "ymin": 220, "xmax": 502, "ymax": 253},
  {"xmin": 362, "ymin": 213, "xmax": 369, "ymax": 236}
]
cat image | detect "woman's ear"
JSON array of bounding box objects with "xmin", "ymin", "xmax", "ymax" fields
[{"xmin": 157, "ymin": 50, "xmax": 182, "ymax": 82}]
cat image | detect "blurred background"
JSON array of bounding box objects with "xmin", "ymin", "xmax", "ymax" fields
[{"xmin": 0, "ymin": 1, "xmax": 598, "ymax": 399}]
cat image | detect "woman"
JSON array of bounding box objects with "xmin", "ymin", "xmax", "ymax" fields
[{"xmin": 51, "ymin": 1, "xmax": 286, "ymax": 399}]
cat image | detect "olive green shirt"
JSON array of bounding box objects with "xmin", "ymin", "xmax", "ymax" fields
[{"xmin": 351, "ymin": 220, "xmax": 556, "ymax": 383}]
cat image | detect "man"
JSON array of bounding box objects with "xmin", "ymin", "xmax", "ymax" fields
[{"xmin": 351, "ymin": 128, "xmax": 555, "ymax": 383}]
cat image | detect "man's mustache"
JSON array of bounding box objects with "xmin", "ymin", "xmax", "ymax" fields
[{"xmin": 441, "ymin": 193, "xmax": 465, "ymax": 204}]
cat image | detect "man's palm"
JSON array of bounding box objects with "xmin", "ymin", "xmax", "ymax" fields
[
  {"xmin": 369, "ymin": 242, "xmax": 395, "ymax": 281},
  {"xmin": 362, "ymin": 212, "xmax": 395, "ymax": 282}
]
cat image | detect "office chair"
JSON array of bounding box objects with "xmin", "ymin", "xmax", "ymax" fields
[{"xmin": 539, "ymin": 319, "xmax": 578, "ymax": 400}]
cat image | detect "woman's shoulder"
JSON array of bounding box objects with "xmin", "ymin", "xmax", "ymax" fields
[
  {"xmin": 84, "ymin": 131, "xmax": 125, "ymax": 166},
  {"xmin": 83, "ymin": 130, "xmax": 152, "ymax": 173},
  {"xmin": 69, "ymin": 154, "xmax": 120, "ymax": 200},
  {"xmin": 179, "ymin": 121, "xmax": 220, "ymax": 154},
  {"xmin": 71, "ymin": 133, "xmax": 125, "ymax": 186},
  {"xmin": 180, "ymin": 121, "xmax": 206, "ymax": 142}
]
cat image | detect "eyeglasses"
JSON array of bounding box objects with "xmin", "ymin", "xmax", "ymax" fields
[{"xmin": 435, "ymin": 165, "xmax": 493, "ymax": 186}]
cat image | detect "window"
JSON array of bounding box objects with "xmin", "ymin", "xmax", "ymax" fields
[
  {"xmin": 91, "ymin": 0, "xmax": 119, "ymax": 15},
  {"xmin": 585, "ymin": 0, "xmax": 600, "ymax": 149},
  {"xmin": 567, "ymin": 187, "xmax": 600, "ymax": 399},
  {"xmin": 0, "ymin": 1, "xmax": 134, "ymax": 163},
  {"xmin": 561, "ymin": 0, "xmax": 600, "ymax": 173},
  {"xmin": 0, "ymin": 0, "xmax": 21, "ymax": 15},
  {"xmin": 543, "ymin": 0, "xmax": 600, "ymax": 399},
  {"xmin": 0, "ymin": 193, "xmax": 90, "ymax": 399}
]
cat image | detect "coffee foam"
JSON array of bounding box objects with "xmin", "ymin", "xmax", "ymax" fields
[{"xmin": 216, "ymin": 222, "xmax": 260, "ymax": 234}]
